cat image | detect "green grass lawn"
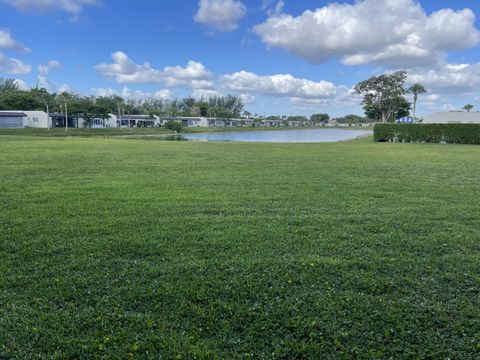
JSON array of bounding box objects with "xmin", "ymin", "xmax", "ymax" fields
[{"xmin": 0, "ymin": 135, "xmax": 479, "ymax": 358}]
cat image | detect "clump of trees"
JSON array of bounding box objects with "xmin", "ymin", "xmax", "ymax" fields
[
  {"xmin": 0, "ymin": 78, "xmax": 246, "ymax": 127},
  {"xmin": 164, "ymin": 120, "xmax": 183, "ymax": 133},
  {"xmin": 335, "ymin": 114, "xmax": 368, "ymax": 124},
  {"xmin": 310, "ymin": 113, "xmax": 330, "ymax": 122},
  {"xmin": 354, "ymin": 71, "xmax": 428, "ymax": 123}
]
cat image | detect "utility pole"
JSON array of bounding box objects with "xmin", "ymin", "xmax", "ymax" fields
[
  {"xmin": 45, "ymin": 102, "xmax": 49, "ymax": 131},
  {"xmin": 65, "ymin": 101, "xmax": 68, "ymax": 132},
  {"xmin": 117, "ymin": 102, "xmax": 121, "ymax": 128}
]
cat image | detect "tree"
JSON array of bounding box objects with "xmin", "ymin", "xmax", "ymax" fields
[
  {"xmin": 0, "ymin": 78, "xmax": 21, "ymax": 94},
  {"xmin": 165, "ymin": 120, "xmax": 183, "ymax": 133},
  {"xmin": 354, "ymin": 71, "xmax": 408, "ymax": 123},
  {"xmin": 408, "ymin": 84, "xmax": 427, "ymax": 119},
  {"xmin": 463, "ymin": 104, "xmax": 474, "ymax": 112},
  {"xmin": 197, "ymin": 101, "xmax": 209, "ymax": 117},
  {"xmin": 336, "ymin": 114, "xmax": 365, "ymax": 124},
  {"xmin": 287, "ymin": 115, "xmax": 307, "ymax": 121},
  {"xmin": 30, "ymin": 87, "xmax": 55, "ymax": 113},
  {"xmin": 1, "ymin": 91, "xmax": 40, "ymax": 110},
  {"xmin": 364, "ymin": 96, "xmax": 411, "ymax": 122},
  {"xmin": 310, "ymin": 113, "xmax": 330, "ymax": 122}
]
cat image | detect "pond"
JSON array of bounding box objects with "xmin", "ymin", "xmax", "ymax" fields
[{"xmin": 182, "ymin": 129, "xmax": 372, "ymax": 143}]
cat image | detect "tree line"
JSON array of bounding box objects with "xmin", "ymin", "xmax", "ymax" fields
[{"xmin": 0, "ymin": 78, "xmax": 245, "ymax": 126}]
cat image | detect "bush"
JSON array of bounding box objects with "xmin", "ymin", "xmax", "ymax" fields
[
  {"xmin": 164, "ymin": 120, "xmax": 183, "ymax": 132},
  {"xmin": 374, "ymin": 124, "xmax": 480, "ymax": 144}
]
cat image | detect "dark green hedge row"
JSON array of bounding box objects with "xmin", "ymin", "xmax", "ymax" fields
[{"xmin": 374, "ymin": 124, "xmax": 480, "ymax": 144}]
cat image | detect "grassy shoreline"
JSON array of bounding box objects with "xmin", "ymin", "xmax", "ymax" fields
[{"xmin": 1, "ymin": 136, "xmax": 478, "ymax": 358}]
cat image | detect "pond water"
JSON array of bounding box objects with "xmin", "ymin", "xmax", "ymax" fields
[{"xmin": 182, "ymin": 129, "xmax": 372, "ymax": 143}]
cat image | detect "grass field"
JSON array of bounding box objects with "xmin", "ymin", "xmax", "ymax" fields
[{"xmin": 0, "ymin": 134, "xmax": 479, "ymax": 358}]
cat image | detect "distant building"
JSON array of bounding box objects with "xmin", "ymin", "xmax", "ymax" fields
[
  {"xmin": 422, "ymin": 112, "xmax": 480, "ymax": 124},
  {"xmin": 1, "ymin": 111, "xmax": 336, "ymax": 129},
  {"xmin": 0, "ymin": 110, "xmax": 50, "ymax": 128},
  {"xmin": 0, "ymin": 111, "xmax": 27, "ymax": 128}
]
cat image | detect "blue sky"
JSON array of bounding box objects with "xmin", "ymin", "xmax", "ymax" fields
[{"xmin": 0, "ymin": 0, "xmax": 479, "ymax": 117}]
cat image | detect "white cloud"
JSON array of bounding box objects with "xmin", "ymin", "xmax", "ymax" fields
[
  {"xmin": 154, "ymin": 89, "xmax": 173, "ymax": 101},
  {"xmin": 1, "ymin": 0, "xmax": 102, "ymax": 14},
  {"xmin": 0, "ymin": 29, "xmax": 30, "ymax": 53},
  {"xmin": 290, "ymin": 86, "xmax": 358, "ymax": 109},
  {"xmin": 14, "ymin": 78, "xmax": 28, "ymax": 89},
  {"xmin": 194, "ymin": 0, "xmax": 246, "ymax": 32},
  {"xmin": 0, "ymin": 52, "xmax": 31, "ymax": 74},
  {"xmin": 408, "ymin": 62, "xmax": 480, "ymax": 94},
  {"xmin": 253, "ymin": 0, "xmax": 480, "ymax": 67},
  {"xmin": 239, "ymin": 93, "xmax": 255, "ymax": 104},
  {"xmin": 163, "ymin": 61, "xmax": 214, "ymax": 89},
  {"xmin": 441, "ymin": 103, "xmax": 457, "ymax": 112},
  {"xmin": 38, "ymin": 59, "xmax": 62, "ymax": 76},
  {"xmin": 95, "ymin": 51, "xmax": 163, "ymax": 83},
  {"xmin": 37, "ymin": 75, "xmax": 70, "ymax": 93},
  {"xmin": 121, "ymin": 87, "xmax": 148, "ymax": 99},
  {"xmin": 91, "ymin": 87, "xmax": 117, "ymax": 97},
  {"xmin": 222, "ymin": 70, "xmax": 337, "ymax": 99},
  {"xmin": 191, "ymin": 88, "xmax": 221, "ymax": 99},
  {"xmin": 92, "ymin": 86, "xmax": 173, "ymax": 101},
  {"xmin": 263, "ymin": 0, "xmax": 284, "ymax": 16},
  {"xmin": 95, "ymin": 52, "xmax": 214, "ymax": 89}
]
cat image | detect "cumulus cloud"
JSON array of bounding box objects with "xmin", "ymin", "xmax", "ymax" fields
[
  {"xmin": 222, "ymin": 71, "xmax": 337, "ymax": 99},
  {"xmin": 91, "ymin": 87, "xmax": 116, "ymax": 97},
  {"xmin": 408, "ymin": 62, "xmax": 480, "ymax": 94},
  {"xmin": 194, "ymin": 0, "xmax": 246, "ymax": 32},
  {"xmin": 1, "ymin": 0, "xmax": 102, "ymax": 14},
  {"xmin": 38, "ymin": 59, "xmax": 62, "ymax": 75},
  {"xmin": 239, "ymin": 93, "xmax": 255, "ymax": 104},
  {"xmin": 0, "ymin": 53, "xmax": 31, "ymax": 74},
  {"xmin": 253, "ymin": 0, "xmax": 480, "ymax": 67},
  {"xmin": 0, "ymin": 29, "xmax": 30, "ymax": 53},
  {"xmin": 37, "ymin": 75, "xmax": 70, "ymax": 93},
  {"xmin": 163, "ymin": 61, "xmax": 214, "ymax": 89},
  {"xmin": 91, "ymin": 86, "xmax": 173, "ymax": 101},
  {"xmin": 191, "ymin": 88, "xmax": 221, "ymax": 99},
  {"xmin": 95, "ymin": 52, "xmax": 214, "ymax": 89},
  {"xmin": 95, "ymin": 52, "xmax": 163, "ymax": 83},
  {"xmin": 154, "ymin": 89, "xmax": 173, "ymax": 101}
]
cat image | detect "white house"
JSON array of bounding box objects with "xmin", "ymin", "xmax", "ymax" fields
[
  {"xmin": 24, "ymin": 111, "xmax": 50, "ymax": 128},
  {"xmin": 0, "ymin": 111, "xmax": 27, "ymax": 128},
  {"xmin": 77, "ymin": 114, "xmax": 118, "ymax": 128},
  {"xmin": 0, "ymin": 110, "xmax": 51, "ymax": 128},
  {"xmin": 422, "ymin": 112, "xmax": 480, "ymax": 124},
  {"xmin": 158, "ymin": 116, "xmax": 213, "ymax": 127}
]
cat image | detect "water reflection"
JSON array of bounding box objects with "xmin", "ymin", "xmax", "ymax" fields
[{"xmin": 182, "ymin": 129, "xmax": 372, "ymax": 143}]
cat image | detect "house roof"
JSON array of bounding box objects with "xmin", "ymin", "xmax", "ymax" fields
[
  {"xmin": 0, "ymin": 111, "xmax": 27, "ymax": 117},
  {"xmin": 119, "ymin": 115, "xmax": 155, "ymax": 120},
  {"xmin": 423, "ymin": 112, "xmax": 480, "ymax": 124}
]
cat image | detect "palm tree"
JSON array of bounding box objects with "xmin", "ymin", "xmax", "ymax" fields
[
  {"xmin": 408, "ymin": 84, "xmax": 427, "ymax": 119},
  {"xmin": 463, "ymin": 104, "xmax": 474, "ymax": 112}
]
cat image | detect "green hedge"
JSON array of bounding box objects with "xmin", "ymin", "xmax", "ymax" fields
[{"xmin": 374, "ymin": 124, "xmax": 480, "ymax": 144}]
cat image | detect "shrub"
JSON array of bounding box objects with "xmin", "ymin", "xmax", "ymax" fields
[
  {"xmin": 164, "ymin": 120, "xmax": 183, "ymax": 133},
  {"xmin": 374, "ymin": 124, "xmax": 480, "ymax": 144}
]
